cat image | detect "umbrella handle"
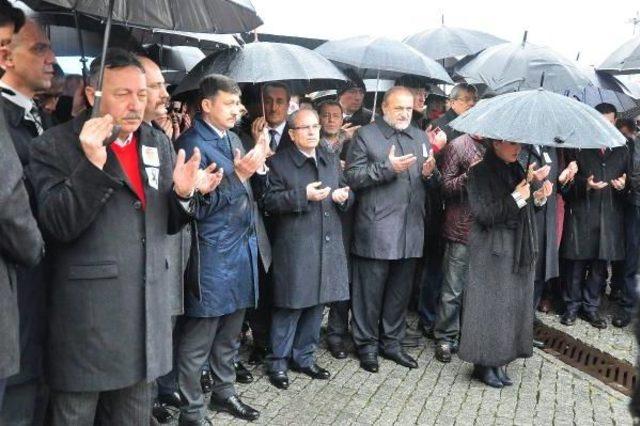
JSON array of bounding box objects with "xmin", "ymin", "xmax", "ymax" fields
[{"xmin": 370, "ymin": 70, "xmax": 380, "ymax": 123}]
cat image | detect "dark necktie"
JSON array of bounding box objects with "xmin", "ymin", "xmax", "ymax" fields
[
  {"xmin": 219, "ymin": 133, "xmax": 233, "ymax": 160},
  {"xmin": 269, "ymin": 129, "xmax": 278, "ymax": 152},
  {"xmin": 27, "ymin": 106, "xmax": 44, "ymax": 135}
]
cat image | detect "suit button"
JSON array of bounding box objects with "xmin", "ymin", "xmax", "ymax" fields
[
  {"xmin": 324, "ymin": 211, "xmax": 329, "ymax": 217},
  {"xmin": 108, "ymin": 188, "xmax": 114, "ymax": 194},
  {"xmin": 325, "ymin": 235, "xmax": 330, "ymax": 242},
  {"xmin": 141, "ymin": 237, "xmax": 146, "ymax": 245},
  {"xmin": 133, "ymin": 200, "xmax": 142, "ymax": 210}
]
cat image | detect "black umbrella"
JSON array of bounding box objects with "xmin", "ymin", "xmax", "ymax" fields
[
  {"xmin": 404, "ymin": 20, "xmax": 507, "ymax": 62},
  {"xmin": 455, "ymin": 31, "xmax": 594, "ymax": 94},
  {"xmin": 597, "ymin": 36, "xmax": 640, "ymax": 75},
  {"xmin": 24, "ymin": 0, "xmax": 263, "ymax": 134},
  {"xmin": 144, "ymin": 44, "xmax": 206, "ymax": 84},
  {"xmin": 172, "ymin": 41, "xmax": 348, "ymax": 98}
]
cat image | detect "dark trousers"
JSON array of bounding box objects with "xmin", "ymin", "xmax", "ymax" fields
[
  {"xmin": 563, "ymin": 259, "xmax": 607, "ymax": 315},
  {"xmin": 49, "ymin": 380, "xmax": 153, "ymax": 426},
  {"xmin": 621, "ymin": 205, "xmax": 640, "ymax": 313},
  {"xmin": 417, "ymin": 249, "xmax": 444, "ymax": 329},
  {"xmin": 327, "ymin": 300, "xmax": 350, "ymax": 346},
  {"xmin": 351, "ymin": 256, "xmax": 418, "ymax": 355},
  {"xmin": 434, "ymin": 242, "xmax": 469, "ymax": 344},
  {"xmin": 246, "ymin": 262, "xmax": 271, "ymax": 349},
  {"xmin": 176, "ymin": 310, "xmax": 245, "ymax": 423},
  {"xmin": 0, "ymin": 378, "xmax": 48, "ymax": 426},
  {"xmin": 156, "ymin": 316, "xmax": 179, "ymax": 397},
  {"xmin": 0, "ymin": 379, "xmax": 5, "ymax": 410},
  {"xmin": 266, "ymin": 305, "xmax": 325, "ymax": 372}
]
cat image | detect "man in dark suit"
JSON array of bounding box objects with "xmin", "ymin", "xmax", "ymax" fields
[
  {"xmin": 0, "ymin": 15, "xmax": 55, "ymax": 425},
  {"xmin": 29, "ymin": 48, "xmax": 211, "ymax": 425},
  {"xmin": 244, "ymin": 81, "xmax": 292, "ymax": 364},
  {"xmin": 262, "ymin": 109, "xmax": 353, "ymax": 389},
  {"xmin": 338, "ymin": 71, "xmax": 374, "ymax": 127},
  {"xmin": 345, "ymin": 86, "xmax": 438, "ymax": 373},
  {"xmin": 430, "ymin": 83, "xmax": 477, "ymax": 143},
  {"xmin": 174, "ymin": 74, "xmax": 267, "ymax": 424},
  {"xmin": 0, "ymin": 3, "xmax": 45, "ymax": 410}
]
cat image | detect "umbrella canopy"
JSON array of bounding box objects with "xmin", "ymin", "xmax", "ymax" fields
[
  {"xmin": 128, "ymin": 28, "xmax": 239, "ymax": 52},
  {"xmin": 454, "ymin": 35, "xmax": 593, "ymax": 94},
  {"xmin": 564, "ymin": 66, "xmax": 640, "ymax": 113},
  {"xmin": 314, "ymin": 35, "xmax": 453, "ymax": 84},
  {"xmin": 144, "ymin": 44, "xmax": 206, "ymax": 84},
  {"xmin": 404, "ymin": 26, "xmax": 507, "ymax": 61},
  {"xmin": 173, "ymin": 41, "xmax": 348, "ymax": 97},
  {"xmin": 598, "ymin": 36, "xmax": 640, "ymax": 75},
  {"xmin": 22, "ymin": 0, "xmax": 263, "ymax": 33},
  {"xmin": 449, "ymin": 89, "xmax": 626, "ymax": 149}
]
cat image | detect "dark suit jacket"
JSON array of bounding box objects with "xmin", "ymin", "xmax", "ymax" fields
[
  {"xmin": 2, "ymin": 98, "xmax": 51, "ymax": 385},
  {"xmin": 0, "ymin": 100, "xmax": 43, "ymax": 380},
  {"xmin": 29, "ymin": 111, "xmax": 191, "ymax": 391},
  {"xmin": 345, "ymin": 117, "xmax": 438, "ymax": 260}
]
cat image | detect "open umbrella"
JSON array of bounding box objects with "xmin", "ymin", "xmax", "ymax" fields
[
  {"xmin": 565, "ymin": 67, "xmax": 640, "ymax": 112},
  {"xmin": 598, "ymin": 36, "xmax": 640, "ymax": 75},
  {"xmin": 315, "ymin": 35, "xmax": 453, "ymax": 119},
  {"xmin": 144, "ymin": 44, "xmax": 205, "ymax": 84},
  {"xmin": 455, "ymin": 32, "xmax": 593, "ymax": 94},
  {"xmin": 449, "ymin": 88, "xmax": 626, "ymax": 149},
  {"xmin": 172, "ymin": 41, "xmax": 348, "ymax": 98},
  {"xmin": 404, "ymin": 23, "xmax": 507, "ymax": 62},
  {"xmin": 24, "ymin": 0, "xmax": 262, "ymax": 137}
]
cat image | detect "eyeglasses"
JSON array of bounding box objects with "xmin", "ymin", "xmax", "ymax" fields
[
  {"xmin": 452, "ymin": 96, "xmax": 478, "ymax": 103},
  {"xmin": 291, "ymin": 124, "xmax": 321, "ymax": 131}
]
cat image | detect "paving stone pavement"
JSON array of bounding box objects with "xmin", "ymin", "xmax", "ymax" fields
[{"xmin": 167, "ymin": 311, "xmax": 635, "ymax": 425}]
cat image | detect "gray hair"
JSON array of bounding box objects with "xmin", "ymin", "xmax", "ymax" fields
[
  {"xmin": 449, "ymin": 83, "xmax": 477, "ymax": 100},
  {"xmin": 287, "ymin": 108, "xmax": 319, "ymax": 129}
]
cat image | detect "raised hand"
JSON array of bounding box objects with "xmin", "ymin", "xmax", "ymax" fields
[
  {"xmin": 196, "ymin": 162, "xmax": 224, "ymax": 195},
  {"xmin": 558, "ymin": 161, "xmax": 578, "ymax": 185},
  {"xmin": 173, "ymin": 148, "xmax": 202, "ymax": 198},
  {"xmin": 388, "ymin": 145, "xmax": 416, "ymax": 173},
  {"xmin": 331, "ymin": 186, "xmax": 350, "ymax": 204},
  {"xmin": 587, "ymin": 175, "xmax": 608, "ymax": 190},
  {"xmin": 306, "ymin": 181, "xmax": 331, "ymax": 201},
  {"xmin": 422, "ymin": 155, "xmax": 436, "ymax": 177},
  {"xmin": 534, "ymin": 180, "xmax": 554, "ymax": 203},
  {"xmin": 611, "ymin": 173, "xmax": 627, "ymax": 191},
  {"xmin": 515, "ymin": 179, "xmax": 531, "ymax": 201},
  {"xmin": 79, "ymin": 114, "xmax": 114, "ymax": 169},
  {"xmin": 527, "ymin": 162, "xmax": 551, "ymax": 182}
]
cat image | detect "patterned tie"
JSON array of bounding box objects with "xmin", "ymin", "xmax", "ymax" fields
[
  {"xmin": 269, "ymin": 129, "xmax": 278, "ymax": 152},
  {"xmin": 220, "ymin": 133, "xmax": 233, "ymax": 160}
]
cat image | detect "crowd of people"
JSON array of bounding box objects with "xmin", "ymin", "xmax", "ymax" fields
[{"xmin": 1, "ymin": 1, "xmax": 639, "ymax": 425}]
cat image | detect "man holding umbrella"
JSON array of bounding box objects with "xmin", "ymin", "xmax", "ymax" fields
[
  {"xmin": 345, "ymin": 86, "xmax": 437, "ymax": 372},
  {"xmin": 29, "ymin": 48, "xmax": 214, "ymax": 424},
  {"xmin": 430, "ymin": 83, "xmax": 477, "ymax": 146}
]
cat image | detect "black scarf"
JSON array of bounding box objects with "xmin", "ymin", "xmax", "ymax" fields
[{"xmin": 485, "ymin": 148, "xmax": 538, "ymax": 274}]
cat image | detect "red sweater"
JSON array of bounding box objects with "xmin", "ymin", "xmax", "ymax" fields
[{"xmin": 110, "ymin": 133, "xmax": 146, "ymax": 209}]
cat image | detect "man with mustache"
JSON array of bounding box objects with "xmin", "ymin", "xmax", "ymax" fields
[
  {"xmin": 28, "ymin": 48, "xmax": 211, "ymax": 424},
  {"xmin": 345, "ymin": 86, "xmax": 438, "ymax": 373},
  {"xmin": 0, "ymin": 16, "xmax": 55, "ymax": 425}
]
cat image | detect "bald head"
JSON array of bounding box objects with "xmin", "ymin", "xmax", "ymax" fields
[
  {"xmin": 138, "ymin": 56, "xmax": 169, "ymax": 122},
  {"xmin": 382, "ymin": 86, "xmax": 414, "ymax": 130},
  {"xmin": 0, "ymin": 19, "xmax": 55, "ymax": 97}
]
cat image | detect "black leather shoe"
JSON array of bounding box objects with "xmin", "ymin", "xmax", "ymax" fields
[
  {"xmin": 533, "ymin": 338, "xmax": 546, "ymax": 349},
  {"xmin": 291, "ymin": 363, "xmax": 331, "ymax": 380},
  {"xmin": 380, "ymin": 350, "xmax": 418, "ymax": 369},
  {"xmin": 248, "ymin": 346, "xmax": 268, "ymax": 365},
  {"xmin": 560, "ymin": 312, "xmax": 577, "ymax": 326},
  {"xmin": 580, "ymin": 311, "xmax": 607, "ymax": 329},
  {"xmin": 494, "ymin": 366, "xmax": 513, "ymax": 386},
  {"xmin": 328, "ymin": 341, "xmax": 348, "ymax": 359},
  {"xmin": 268, "ymin": 370, "xmax": 289, "ymax": 389},
  {"xmin": 435, "ymin": 343, "xmax": 452, "ymax": 363},
  {"xmin": 209, "ymin": 394, "xmax": 260, "ymax": 421},
  {"xmin": 612, "ymin": 311, "xmax": 631, "ymax": 328},
  {"xmin": 473, "ymin": 365, "xmax": 503, "ymax": 388},
  {"xmin": 234, "ymin": 361, "xmax": 253, "ymax": 384},
  {"xmin": 152, "ymin": 392, "xmax": 185, "ymax": 423},
  {"xmin": 359, "ymin": 353, "xmax": 379, "ymax": 373},
  {"xmin": 200, "ymin": 370, "xmax": 213, "ymax": 393}
]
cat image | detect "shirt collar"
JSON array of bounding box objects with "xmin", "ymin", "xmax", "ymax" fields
[
  {"xmin": 268, "ymin": 120, "xmax": 286, "ymax": 136},
  {"xmin": 113, "ymin": 133, "xmax": 134, "ymax": 147},
  {"xmin": 0, "ymin": 80, "xmax": 34, "ymax": 113},
  {"xmin": 297, "ymin": 148, "xmax": 316, "ymax": 160},
  {"xmin": 203, "ymin": 119, "xmax": 227, "ymax": 139}
]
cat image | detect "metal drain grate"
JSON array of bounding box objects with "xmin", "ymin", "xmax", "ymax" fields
[{"xmin": 534, "ymin": 324, "xmax": 636, "ymax": 396}]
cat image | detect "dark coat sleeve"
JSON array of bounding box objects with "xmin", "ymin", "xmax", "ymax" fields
[
  {"xmin": 344, "ymin": 130, "xmax": 397, "ymax": 190},
  {"xmin": 29, "ymin": 134, "xmax": 123, "ymax": 243},
  {"xmin": 467, "ymin": 164, "xmax": 521, "ymax": 228},
  {"xmin": 262, "ymin": 160, "xmax": 310, "ymax": 215},
  {"xmin": 0, "ymin": 133, "xmax": 43, "ymax": 267}
]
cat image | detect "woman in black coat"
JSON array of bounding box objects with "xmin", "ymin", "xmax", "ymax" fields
[{"xmin": 459, "ymin": 140, "xmax": 553, "ymax": 388}]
